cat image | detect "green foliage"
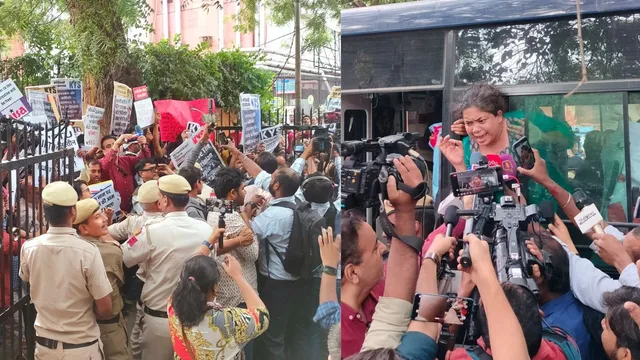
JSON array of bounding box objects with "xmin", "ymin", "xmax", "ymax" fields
[
  {"xmin": 133, "ymin": 41, "xmax": 273, "ymax": 112},
  {"xmin": 204, "ymin": 49, "xmax": 274, "ymax": 112},
  {"xmin": 131, "ymin": 39, "xmax": 219, "ymax": 101}
]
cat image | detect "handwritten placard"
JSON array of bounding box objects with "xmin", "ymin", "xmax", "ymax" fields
[
  {"xmin": 89, "ymin": 180, "xmax": 122, "ymax": 219},
  {"xmin": 133, "ymin": 85, "xmax": 154, "ymax": 129},
  {"xmin": 197, "ymin": 141, "xmax": 225, "ymax": 188},
  {"xmin": 240, "ymin": 94, "xmax": 261, "ymax": 153},
  {"xmin": 83, "ymin": 106, "xmax": 105, "ymax": 147},
  {"xmin": 111, "ymin": 82, "xmax": 133, "ymax": 136}
]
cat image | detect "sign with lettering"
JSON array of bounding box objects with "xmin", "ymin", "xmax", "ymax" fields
[
  {"xmin": 111, "ymin": 82, "xmax": 133, "ymax": 136},
  {"xmin": 52, "ymin": 78, "xmax": 83, "ymax": 120},
  {"xmin": 133, "ymin": 85, "xmax": 154, "ymax": 129},
  {"xmin": 187, "ymin": 122, "xmax": 201, "ymax": 137},
  {"xmin": 0, "ymin": 79, "xmax": 32, "ymax": 120},
  {"xmin": 89, "ymin": 180, "xmax": 121, "ymax": 220},
  {"xmin": 197, "ymin": 141, "xmax": 225, "ymax": 188},
  {"xmin": 260, "ymin": 124, "xmax": 283, "ymax": 153},
  {"xmin": 25, "ymin": 85, "xmax": 60, "ymax": 124},
  {"xmin": 170, "ymin": 126, "xmax": 205, "ymax": 169},
  {"xmin": 240, "ymin": 94, "xmax": 261, "ymax": 153},
  {"xmin": 83, "ymin": 106, "xmax": 105, "ymax": 147}
]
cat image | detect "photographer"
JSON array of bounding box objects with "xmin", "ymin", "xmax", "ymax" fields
[
  {"xmin": 518, "ymin": 148, "xmax": 640, "ymax": 313},
  {"xmin": 601, "ymin": 286, "xmax": 640, "ymax": 360},
  {"xmin": 525, "ymin": 232, "xmax": 606, "ymax": 359}
]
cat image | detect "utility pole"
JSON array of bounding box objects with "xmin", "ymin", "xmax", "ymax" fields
[{"xmin": 294, "ymin": 0, "xmax": 302, "ymax": 125}]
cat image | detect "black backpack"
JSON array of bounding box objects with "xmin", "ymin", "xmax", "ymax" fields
[{"xmin": 268, "ymin": 201, "xmax": 327, "ymax": 279}]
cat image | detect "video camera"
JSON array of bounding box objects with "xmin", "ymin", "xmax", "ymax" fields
[
  {"xmin": 205, "ymin": 198, "xmax": 238, "ymax": 250},
  {"xmin": 430, "ymin": 155, "xmax": 555, "ymax": 356},
  {"xmin": 311, "ymin": 127, "xmax": 332, "ymax": 154},
  {"xmin": 447, "ymin": 155, "xmax": 554, "ymax": 295},
  {"xmin": 340, "ymin": 133, "xmax": 428, "ymax": 210}
]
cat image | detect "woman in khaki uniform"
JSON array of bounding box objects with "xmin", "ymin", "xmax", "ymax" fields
[{"xmin": 74, "ymin": 198, "xmax": 133, "ymax": 360}]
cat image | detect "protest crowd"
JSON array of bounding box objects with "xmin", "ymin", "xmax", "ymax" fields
[
  {"xmin": 338, "ymin": 84, "xmax": 640, "ymax": 360},
  {"xmin": 0, "ymin": 83, "xmax": 342, "ymax": 360}
]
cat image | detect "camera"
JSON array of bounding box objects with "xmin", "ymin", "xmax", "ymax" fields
[
  {"xmin": 205, "ymin": 198, "xmax": 236, "ymax": 214},
  {"xmin": 340, "ymin": 133, "xmax": 427, "ymax": 210},
  {"xmin": 311, "ymin": 127, "xmax": 332, "ymax": 154},
  {"xmin": 451, "ymin": 163, "xmax": 554, "ymax": 295}
]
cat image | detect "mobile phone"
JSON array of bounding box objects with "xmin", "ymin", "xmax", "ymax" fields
[
  {"xmin": 411, "ymin": 293, "xmax": 473, "ymax": 325},
  {"xmin": 216, "ymin": 132, "xmax": 227, "ymax": 145},
  {"xmin": 513, "ymin": 136, "xmax": 535, "ymax": 170},
  {"xmin": 294, "ymin": 145, "xmax": 304, "ymax": 153},
  {"xmin": 450, "ymin": 167, "xmax": 503, "ymax": 197}
]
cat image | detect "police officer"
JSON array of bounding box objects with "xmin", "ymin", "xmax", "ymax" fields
[
  {"xmin": 74, "ymin": 198, "xmax": 133, "ymax": 360},
  {"xmin": 108, "ymin": 180, "xmax": 163, "ymax": 360},
  {"xmin": 20, "ymin": 181, "xmax": 113, "ymax": 359},
  {"xmin": 122, "ymin": 174, "xmax": 213, "ymax": 360}
]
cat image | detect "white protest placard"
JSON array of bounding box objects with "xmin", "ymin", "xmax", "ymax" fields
[
  {"xmin": 39, "ymin": 126, "xmax": 85, "ymax": 178},
  {"xmin": 170, "ymin": 126, "xmax": 204, "ymax": 169},
  {"xmin": 187, "ymin": 122, "xmax": 201, "ymax": 137},
  {"xmin": 240, "ymin": 94, "xmax": 261, "ymax": 153},
  {"xmin": 0, "ymin": 79, "xmax": 32, "ymax": 120},
  {"xmin": 111, "ymin": 82, "xmax": 133, "ymax": 136},
  {"xmin": 133, "ymin": 86, "xmax": 154, "ymax": 129},
  {"xmin": 89, "ymin": 180, "xmax": 121, "ymax": 219},
  {"xmin": 25, "ymin": 85, "xmax": 59, "ymax": 125},
  {"xmin": 260, "ymin": 124, "xmax": 283, "ymax": 153},
  {"xmin": 83, "ymin": 106, "xmax": 105, "ymax": 147}
]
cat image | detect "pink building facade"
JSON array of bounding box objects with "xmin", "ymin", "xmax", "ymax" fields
[{"xmin": 147, "ymin": 0, "xmax": 268, "ymax": 50}]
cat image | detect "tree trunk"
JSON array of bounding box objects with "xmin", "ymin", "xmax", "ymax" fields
[{"xmin": 66, "ymin": 0, "xmax": 143, "ymax": 136}]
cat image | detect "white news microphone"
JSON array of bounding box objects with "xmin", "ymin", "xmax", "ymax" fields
[{"xmin": 573, "ymin": 203, "xmax": 605, "ymax": 252}]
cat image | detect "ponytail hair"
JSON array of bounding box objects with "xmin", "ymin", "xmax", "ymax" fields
[{"xmin": 171, "ymin": 255, "xmax": 221, "ymax": 327}]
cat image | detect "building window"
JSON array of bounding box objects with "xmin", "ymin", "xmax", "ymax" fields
[
  {"xmin": 456, "ymin": 14, "xmax": 640, "ymax": 86},
  {"xmin": 341, "ymin": 30, "xmax": 445, "ymax": 90},
  {"xmin": 508, "ymin": 92, "xmax": 629, "ymax": 222}
]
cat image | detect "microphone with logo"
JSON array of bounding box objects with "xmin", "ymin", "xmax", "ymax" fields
[{"xmin": 573, "ymin": 189, "xmax": 605, "ymax": 252}]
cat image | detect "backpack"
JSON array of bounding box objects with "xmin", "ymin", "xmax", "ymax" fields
[
  {"xmin": 463, "ymin": 327, "xmax": 581, "ymax": 360},
  {"xmin": 268, "ymin": 201, "xmax": 327, "ymax": 279}
]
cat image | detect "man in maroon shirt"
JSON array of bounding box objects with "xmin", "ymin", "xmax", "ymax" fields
[
  {"xmin": 100, "ymin": 134, "xmax": 150, "ymax": 213},
  {"xmin": 341, "ymin": 209, "xmax": 386, "ymax": 358}
]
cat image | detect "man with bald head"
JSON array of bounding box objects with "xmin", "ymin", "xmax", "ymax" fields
[{"xmin": 250, "ymin": 167, "xmax": 307, "ymax": 360}]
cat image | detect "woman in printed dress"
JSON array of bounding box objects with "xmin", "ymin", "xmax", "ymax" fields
[{"xmin": 168, "ymin": 255, "xmax": 270, "ymax": 360}]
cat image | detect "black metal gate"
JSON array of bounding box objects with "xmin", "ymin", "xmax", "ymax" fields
[{"xmin": 0, "ymin": 118, "xmax": 75, "ymax": 360}]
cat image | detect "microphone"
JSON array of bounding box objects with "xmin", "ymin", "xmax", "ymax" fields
[
  {"xmin": 469, "ymin": 152, "xmax": 486, "ymax": 170},
  {"xmin": 573, "ymin": 189, "xmax": 604, "ymax": 235},
  {"xmin": 486, "ymin": 154, "xmax": 501, "ymax": 168},
  {"xmin": 499, "ymin": 154, "xmax": 518, "ymax": 182},
  {"xmin": 444, "ymin": 206, "xmax": 460, "ymax": 238},
  {"xmin": 460, "ymin": 195, "xmax": 477, "ymax": 268}
]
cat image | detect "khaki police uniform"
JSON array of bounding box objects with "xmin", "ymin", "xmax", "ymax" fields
[
  {"xmin": 110, "ymin": 181, "xmax": 163, "ymax": 360},
  {"xmin": 19, "ymin": 182, "xmax": 112, "ymax": 360},
  {"xmin": 122, "ymin": 175, "xmax": 213, "ymax": 360},
  {"xmin": 75, "ymin": 199, "xmax": 133, "ymax": 360}
]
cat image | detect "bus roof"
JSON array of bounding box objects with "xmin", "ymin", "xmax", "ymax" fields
[{"xmin": 342, "ymin": 0, "xmax": 640, "ymax": 36}]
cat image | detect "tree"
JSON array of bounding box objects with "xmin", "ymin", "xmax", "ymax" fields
[
  {"xmin": 1, "ymin": 0, "xmax": 149, "ymax": 133},
  {"xmin": 132, "ymin": 41, "xmax": 274, "ymax": 114},
  {"xmin": 131, "ymin": 39, "xmax": 219, "ymax": 101}
]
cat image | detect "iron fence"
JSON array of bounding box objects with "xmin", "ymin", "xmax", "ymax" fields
[{"xmin": 0, "ymin": 117, "xmax": 76, "ymax": 360}]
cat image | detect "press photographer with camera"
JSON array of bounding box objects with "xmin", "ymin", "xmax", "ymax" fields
[{"xmin": 517, "ymin": 148, "xmax": 640, "ymax": 314}]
